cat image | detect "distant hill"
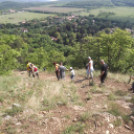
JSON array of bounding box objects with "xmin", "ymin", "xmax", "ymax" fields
[
  {"xmin": 61, "ymin": 0, "xmax": 114, "ymax": 8},
  {"xmin": 0, "ymin": 0, "xmax": 50, "ymax": 3},
  {"xmin": 111, "ymin": 0, "xmax": 134, "ymax": 6},
  {"xmin": 0, "ymin": 1, "xmax": 56, "ymax": 11}
]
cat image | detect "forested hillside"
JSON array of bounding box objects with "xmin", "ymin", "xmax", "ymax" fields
[
  {"xmin": 0, "ymin": 1, "xmax": 55, "ymax": 11},
  {"xmin": 62, "ymin": 0, "xmax": 113, "ymax": 8},
  {"xmin": 0, "ymin": 14, "xmax": 134, "ymax": 75},
  {"xmin": 111, "ymin": 0, "xmax": 134, "ymax": 6}
]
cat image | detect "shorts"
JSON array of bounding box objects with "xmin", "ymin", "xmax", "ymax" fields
[
  {"xmin": 71, "ymin": 75, "xmax": 75, "ymax": 80},
  {"xmin": 87, "ymin": 68, "xmax": 94, "ymax": 76}
]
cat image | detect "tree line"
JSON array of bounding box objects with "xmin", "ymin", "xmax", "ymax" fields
[{"xmin": 0, "ymin": 28, "xmax": 134, "ymax": 75}]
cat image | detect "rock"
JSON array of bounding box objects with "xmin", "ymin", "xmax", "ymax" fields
[
  {"xmin": 90, "ymin": 130, "xmax": 93, "ymax": 133},
  {"xmin": 109, "ymin": 123, "xmax": 114, "ymax": 128},
  {"xmin": 104, "ymin": 105, "xmax": 108, "ymax": 109},
  {"xmin": 49, "ymin": 117, "xmax": 61, "ymax": 128},
  {"xmin": 73, "ymin": 118, "xmax": 78, "ymax": 122},
  {"xmin": 57, "ymin": 101, "xmax": 63, "ymax": 105},
  {"xmin": 123, "ymin": 96, "xmax": 132, "ymax": 100},
  {"xmin": 116, "ymin": 100, "xmax": 131, "ymax": 109},
  {"xmin": 16, "ymin": 122, "xmax": 22, "ymax": 126},
  {"xmin": 13, "ymin": 103, "xmax": 21, "ymax": 107},
  {"xmin": 72, "ymin": 105, "xmax": 86, "ymax": 111},
  {"xmin": 3, "ymin": 115, "xmax": 12, "ymax": 120},
  {"xmin": 117, "ymin": 116, "xmax": 122, "ymax": 120},
  {"xmin": 84, "ymin": 130, "xmax": 88, "ymax": 134},
  {"xmin": 106, "ymin": 130, "xmax": 109, "ymax": 134},
  {"xmin": 42, "ymin": 111, "xmax": 47, "ymax": 115},
  {"xmin": 102, "ymin": 112, "xmax": 116, "ymax": 123},
  {"xmin": 125, "ymin": 125, "xmax": 131, "ymax": 130},
  {"xmin": 67, "ymin": 93, "xmax": 71, "ymax": 97},
  {"xmin": 130, "ymin": 116, "xmax": 134, "ymax": 123}
]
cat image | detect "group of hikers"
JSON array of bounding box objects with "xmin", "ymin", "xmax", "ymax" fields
[
  {"xmin": 27, "ymin": 61, "xmax": 39, "ymax": 78},
  {"xmin": 26, "ymin": 56, "xmax": 108, "ymax": 84},
  {"xmin": 53, "ymin": 62, "xmax": 75, "ymax": 81},
  {"xmin": 86, "ymin": 56, "xmax": 108, "ymax": 86},
  {"xmin": 26, "ymin": 57, "xmax": 134, "ymax": 93}
]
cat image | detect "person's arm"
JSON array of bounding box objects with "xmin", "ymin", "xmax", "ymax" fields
[
  {"xmin": 88, "ymin": 62, "xmax": 91, "ymax": 71},
  {"xmin": 130, "ymin": 76, "xmax": 134, "ymax": 80},
  {"xmin": 99, "ymin": 66, "xmax": 105, "ymax": 77},
  {"xmin": 99, "ymin": 71, "xmax": 105, "ymax": 77}
]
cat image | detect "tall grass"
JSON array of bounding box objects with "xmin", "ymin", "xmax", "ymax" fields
[
  {"xmin": 0, "ymin": 72, "xmax": 82, "ymax": 116},
  {"xmin": 75, "ymin": 69, "xmax": 130, "ymax": 83}
]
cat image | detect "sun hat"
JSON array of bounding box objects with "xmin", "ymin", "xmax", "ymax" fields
[{"xmin": 70, "ymin": 67, "xmax": 73, "ymax": 70}]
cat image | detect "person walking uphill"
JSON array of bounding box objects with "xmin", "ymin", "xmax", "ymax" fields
[
  {"xmin": 70, "ymin": 67, "xmax": 75, "ymax": 81},
  {"xmin": 87, "ymin": 56, "xmax": 94, "ymax": 82},
  {"xmin": 99, "ymin": 60, "xmax": 109, "ymax": 86},
  {"xmin": 53, "ymin": 62, "xmax": 60, "ymax": 80},
  {"xmin": 31, "ymin": 64, "xmax": 39, "ymax": 78},
  {"xmin": 59, "ymin": 62, "xmax": 68, "ymax": 80},
  {"xmin": 27, "ymin": 61, "xmax": 33, "ymax": 77}
]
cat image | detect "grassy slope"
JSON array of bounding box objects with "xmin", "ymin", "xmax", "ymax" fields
[
  {"xmin": 25, "ymin": 7, "xmax": 84, "ymax": 13},
  {"xmin": 0, "ymin": 12, "xmax": 54, "ymax": 24},
  {"xmin": 78, "ymin": 7, "xmax": 134, "ymax": 22},
  {"xmin": 0, "ymin": 70, "xmax": 133, "ymax": 133}
]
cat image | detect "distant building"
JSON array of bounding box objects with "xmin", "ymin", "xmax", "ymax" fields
[
  {"xmin": 9, "ymin": 9, "xmax": 15, "ymax": 13},
  {"xmin": 126, "ymin": 28, "xmax": 132, "ymax": 33},
  {"xmin": 21, "ymin": 29, "xmax": 28, "ymax": 33},
  {"xmin": 50, "ymin": 36, "xmax": 58, "ymax": 41}
]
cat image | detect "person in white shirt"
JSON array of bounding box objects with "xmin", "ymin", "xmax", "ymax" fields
[
  {"xmin": 31, "ymin": 64, "xmax": 39, "ymax": 78},
  {"xmin": 87, "ymin": 56, "xmax": 94, "ymax": 82},
  {"xmin": 70, "ymin": 67, "xmax": 75, "ymax": 80}
]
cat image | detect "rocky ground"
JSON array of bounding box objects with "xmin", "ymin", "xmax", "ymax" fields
[{"xmin": 0, "ymin": 70, "xmax": 134, "ymax": 134}]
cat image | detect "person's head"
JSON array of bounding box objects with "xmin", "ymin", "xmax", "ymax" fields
[
  {"xmin": 60, "ymin": 62, "xmax": 63, "ymax": 66},
  {"xmin": 53, "ymin": 62, "xmax": 56, "ymax": 65},
  {"xmin": 88, "ymin": 56, "xmax": 91, "ymax": 61},
  {"xmin": 100, "ymin": 60, "xmax": 105, "ymax": 65},
  {"xmin": 31, "ymin": 64, "xmax": 33, "ymax": 67},
  {"xmin": 27, "ymin": 61, "xmax": 29, "ymax": 64},
  {"xmin": 70, "ymin": 67, "xmax": 73, "ymax": 70}
]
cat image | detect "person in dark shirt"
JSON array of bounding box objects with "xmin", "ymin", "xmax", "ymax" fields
[{"xmin": 99, "ymin": 60, "xmax": 109, "ymax": 85}]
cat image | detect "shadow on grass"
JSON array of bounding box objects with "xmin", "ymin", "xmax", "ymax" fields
[{"xmin": 74, "ymin": 78, "xmax": 87, "ymax": 84}]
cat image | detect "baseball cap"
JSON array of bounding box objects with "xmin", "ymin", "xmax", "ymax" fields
[
  {"xmin": 70, "ymin": 67, "xmax": 73, "ymax": 70},
  {"xmin": 88, "ymin": 56, "xmax": 91, "ymax": 59}
]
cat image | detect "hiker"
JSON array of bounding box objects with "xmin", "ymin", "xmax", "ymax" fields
[
  {"xmin": 27, "ymin": 61, "xmax": 33, "ymax": 77},
  {"xmin": 87, "ymin": 56, "xmax": 94, "ymax": 82},
  {"xmin": 70, "ymin": 67, "xmax": 75, "ymax": 81},
  {"xmin": 59, "ymin": 62, "xmax": 68, "ymax": 80},
  {"xmin": 99, "ymin": 60, "xmax": 109, "ymax": 85},
  {"xmin": 129, "ymin": 76, "xmax": 134, "ymax": 93},
  {"xmin": 53, "ymin": 62, "xmax": 60, "ymax": 80},
  {"xmin": 31, "ymin": 64, "xmax": 39, "ymax": 78},
  {"xmin": 43, "ymin": 67, "xmax": 46, "ymax": 72}
]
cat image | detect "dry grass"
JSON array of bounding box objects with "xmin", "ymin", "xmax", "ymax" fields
[
  {"xmin": 75, "ymin": 69, "xmax": 130, "ymax": 83},
  {"xmin": 0, "ymin": 72, "xmax": 82, "ymax": 116}
]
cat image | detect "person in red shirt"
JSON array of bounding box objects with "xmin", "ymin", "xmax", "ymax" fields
[{"xmin": 31, "ymin": 64, "xmax": 39, "ymax": 78}]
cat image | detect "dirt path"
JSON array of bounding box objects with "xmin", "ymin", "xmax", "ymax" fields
[{"xmin": 4, "ymin": 71, "xmax": 133, "ymax": 134}]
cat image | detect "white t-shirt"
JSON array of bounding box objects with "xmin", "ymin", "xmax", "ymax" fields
[
  {"xmin": 89, "ymin": 60, "xmax": 94, "ymax": 70},
  {"xmin": 71, "ymin": 70, "xmax": 75, "ymax": 75}
]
